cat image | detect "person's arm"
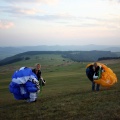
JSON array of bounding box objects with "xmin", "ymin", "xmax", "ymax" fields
[
  {"xmin": 38, "ymin": 70, "xmax": 42, "ymax": 80},
  {"xmin": 93, "ymin": 66, "xmax": 102, "ymax": 80},
  {"xmin": 98, "ymin": 66, "xmax": 103, "ymax": 79},
  {"xmin": 93, "ymin": 73, "xmax": 98, "ymax": 79}
]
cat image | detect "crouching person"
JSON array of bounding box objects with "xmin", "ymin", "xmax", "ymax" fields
[{"xmin": 9, "ymin": 67, "xmax": 40, "ymax": 103}]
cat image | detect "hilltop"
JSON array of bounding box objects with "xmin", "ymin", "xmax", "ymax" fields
[
  {"xmin": 0, "ymin": 50, "xmax": 119, "ymax": 66},
  {"xmin": 0, "ymin": 44, "xmax": 120, "ymax": 60},
  {"xmin": 0, "ymin": 55, "xmax": 120, "ymax": 120}
]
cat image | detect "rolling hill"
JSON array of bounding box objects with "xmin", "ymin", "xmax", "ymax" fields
[
  {"xmin": 0, "ymin": 50, "xmax": 118, "ymax": 66},
  {"xmin": 0, "ymin": 45, "xmax": 120, "ymax": 60},
  {"xmin": 0, "ymin": 54, "xmax": 120, "ymax": 120}
]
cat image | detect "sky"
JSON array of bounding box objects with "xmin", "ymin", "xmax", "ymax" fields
[{"xmin": 0, "ymin": 0, "xmax": 120, "ymax": 46}]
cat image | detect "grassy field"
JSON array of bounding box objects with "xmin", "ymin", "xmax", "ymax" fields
[{"xmin": 0, "ymin": 54, "xmax": 120, "ymax": 120}]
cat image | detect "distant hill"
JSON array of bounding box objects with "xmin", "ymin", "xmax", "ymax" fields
[
  {"xmin": 0, "ymin": 51, "xmax": 118, "ymax": 66},
  {"xmin": 0, "ymin": 47, "xmax": 24, "ymax": 60},
  {"xmin": 62, "ymin": 51, "xmax": 118, "ymax": 62},
  {"xmin": 0, "ymin": 45, "xmax": 120, "ymax": 60},
  {"xmin": 104, "ymin": 47, "xmax": 120, "ymax": 52}
]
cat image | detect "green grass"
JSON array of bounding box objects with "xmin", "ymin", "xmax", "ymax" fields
[{"xmin": 0, "ymin": 54, "xmax": 120, "ymax": 120}]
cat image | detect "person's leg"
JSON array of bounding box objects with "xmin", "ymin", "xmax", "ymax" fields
[
  {"xmin": 27, "ymin": 92, "xmax": 37, "ymax": 102},
  {"xmin": 92, "ymin": 82, "xmax": 95, "ymax": 91},
  {"xmin": 96, "ymin": 84, "xmax": 100, "ymax": 91}
]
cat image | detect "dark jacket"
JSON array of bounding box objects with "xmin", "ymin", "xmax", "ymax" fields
[
  {"xmin": 86, "ymin": 65, "xmax": 94, "ymax": 81},
  {"xmin": 32, "ymin": 69, "xmax": 41, "ymax": 80},
  {"xmin": 86, "ymin": 65, "xmax": 103, "ymax": 81}
]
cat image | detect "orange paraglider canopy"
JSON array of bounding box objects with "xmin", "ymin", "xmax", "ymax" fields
[{"xmin": 86, "ymin": 63, "xmax": 117, "ymax": 87}]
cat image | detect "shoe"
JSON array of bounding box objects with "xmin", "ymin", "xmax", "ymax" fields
[{"xmin": 32, "ymin": 100, "xmax": 37, "ymax": 102}]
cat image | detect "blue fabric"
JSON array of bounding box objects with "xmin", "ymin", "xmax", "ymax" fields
[
  {"xmin": 9, "ymin": 82, "xmax": 29, "ymax": 100},
  {"xmin": 12, "ymin": 67, "xmax": 37, "ymax": 80},
  {"xmin": 25, "ymin": 81, "xmax": 38, "ymax": 92},
  {"xmin": 9, "ymin": 82, "xmax": 21, "ymax": 94},
  {"xmin": 9, "ymin": 67, "xmax": 38, "ymax": 100}
]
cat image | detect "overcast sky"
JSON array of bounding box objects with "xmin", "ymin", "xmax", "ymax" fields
[{"xmin": 0, "ymin": 0, "xmax": 120, "ymax": 46}]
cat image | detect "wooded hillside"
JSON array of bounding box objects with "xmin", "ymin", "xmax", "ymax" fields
[{"xmin": 0, "ymin": 51, "xmax": 118, "ymax": 66}]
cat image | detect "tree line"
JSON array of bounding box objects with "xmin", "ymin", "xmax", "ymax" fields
[{"xmin": 0, "ymin": 51, "xmax": 118, "ymax": 66}]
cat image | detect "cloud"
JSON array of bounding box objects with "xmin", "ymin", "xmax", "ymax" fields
[
  {"xmin": 0, "ymin": 6, "xmax": 45, "ymax": 15},
  {"xmin": 111, "ymin": 0, "xmax": 120, "ymax": 2},
  {"xmin": 16, "ymin": 8, "xmax": 45, "ymax": 15},
  {"xmin": 65, "ymin": 15, "xmax": 120, "ymax": 30},
  {"xmin": 21, "ymin": 8, "xmax": 45, "ymax": 15},
  {"xmin": 0, "ymin": 0, "xmax": 59, "ymax": 16},
  {"xmin": 106, "ymin": 0, "xmax": 120, "ymax": 3},
  {"xmin": 0, "ymin": 6, "xmax": 74, "ymax": 20},
  {"xmin": 4, "ymin": 0, "xmax": 59, "ymax": 5},
  {"xmin": 30, "ymin": 14, "xmax": 74, "ymax": 21},
  {"xmin": 0, "ymin": 20, "xmax": 14, "ymax": 29}
]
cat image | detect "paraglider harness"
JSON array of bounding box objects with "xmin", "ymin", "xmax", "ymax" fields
[
  {"xmin": 94, "ymin": 65, "xmax": 103, "ymax": 80},
  {"xmin": 32, "ymin": 68, "xmax": 46, "ymax": 92},
  {"xmin": 39, "ymin": 78, "xmax": 46, "ymax": 93}
]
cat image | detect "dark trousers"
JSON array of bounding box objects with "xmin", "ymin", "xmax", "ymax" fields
[
  {"xmin": 92, "ymin": 82, "xmax": 100, "ymax": 91},
  {"xmin": 86, "ymin": 68, "xmax": 100, "ymax": 91}
]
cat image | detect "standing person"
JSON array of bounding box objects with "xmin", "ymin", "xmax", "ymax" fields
[
  {"xmin": 32, "ymin": 63, "xmax": 46, "ymax": 86},
  {"xmin": 86, "ymin": 62, "xmax": 103, "ymax": 91}
]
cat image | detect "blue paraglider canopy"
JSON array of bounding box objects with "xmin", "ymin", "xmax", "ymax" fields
[{"xmin": 9, "ymin": 67, "xmax": 40, "ymax": 102}]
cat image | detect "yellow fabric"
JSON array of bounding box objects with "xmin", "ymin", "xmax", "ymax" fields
[
  {"xmin": 86, "ymin": 63, "xmax": 94, "ymax": 68},
  {"xmin": 86, "ymin": 63, "xmax": 117, "ymax": 87}
]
